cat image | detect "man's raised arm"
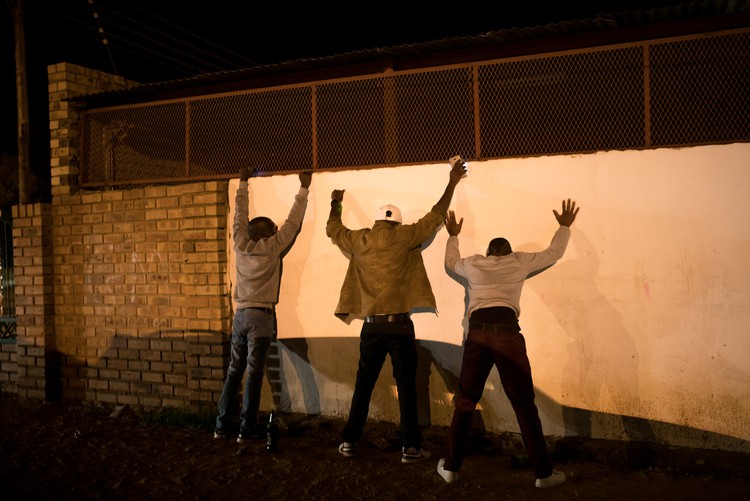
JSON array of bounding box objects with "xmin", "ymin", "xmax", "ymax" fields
[{"xmin": 434, "ymin": 159, "xmax": 468, "ymax": 216}]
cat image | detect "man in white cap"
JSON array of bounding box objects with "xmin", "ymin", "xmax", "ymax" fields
[{"xmin": 327, "ymin": 159, "xmax": 467, "ymax": 463}]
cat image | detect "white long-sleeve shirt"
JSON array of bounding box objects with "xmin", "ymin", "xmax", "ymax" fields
[{"xmin": 444, "ymin": 226, "xmax": 570, "ymax": 319}]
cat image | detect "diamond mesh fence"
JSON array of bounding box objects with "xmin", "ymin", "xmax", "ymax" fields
[{"xmin": 79, "ymin": 29, "xmax": 749, "ymax": 187}]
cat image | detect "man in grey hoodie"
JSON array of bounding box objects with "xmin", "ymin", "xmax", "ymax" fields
[{"xmin": 214, "ymin": 166, "xmax": 312, "ymax": 442}]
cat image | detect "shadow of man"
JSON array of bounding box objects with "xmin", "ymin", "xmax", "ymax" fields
[
  {"xmin": 266, "ymin": 335, "xmax": 321, "ymax": 415},
  {"xmin": 525, "ymin": 229, "xmax": 656, "ymax": 459}
]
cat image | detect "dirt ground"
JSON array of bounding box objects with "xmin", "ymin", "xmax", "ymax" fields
[{"xmin": 1, "ymin": 393, "xmax": 747, "ymax": 501}]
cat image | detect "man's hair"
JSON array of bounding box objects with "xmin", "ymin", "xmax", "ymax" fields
[
  {"xmin": 487, "ymin": 237, "xmax": 512, "ymax": 256},
  {"xmin": 249, "ymin": 216, "xmax": 275, "ymax": 240}
]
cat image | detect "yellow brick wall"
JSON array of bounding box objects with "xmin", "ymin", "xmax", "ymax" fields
[
  {"xmin": 51, "ymin": 182, "xmax": 231, "ymax": 408},
  {"xmin": 8, "ymin": 203, "xmax": 54, "ymax": 399},
  {"xmin": 3, "ymin": 63, "xmax": 233, "ymax": 410},
  {"xmin": 0, "ymin": 342, "xmax": 18, "ymax": 392}
]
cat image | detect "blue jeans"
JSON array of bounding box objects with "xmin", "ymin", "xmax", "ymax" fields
[
  {"xmin": 444, "ymin": 309, "xmax": 552, "ymax": 479},
  {"xmin": 342, "ymin": 319, "xmax": 422, "ymax": 449},
  {"xmin": 215, "ymin": 308, "xmax": 275, "ymax": 435}
]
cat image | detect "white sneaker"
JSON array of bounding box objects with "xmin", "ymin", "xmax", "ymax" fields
[
  {"xmin": 401, "ymin": 446, "xmax": 431, "ymax": 463},
  {"xmin": 535, "ymin": 469, "xmax": 566, "ymax": 488},
  {"xmin": 437, "ymin": 458, "xmax": 459, "ymax": 483},
  {"xmin": 338, "ymin": 442, "xmax": 356, "ymax": 457}
]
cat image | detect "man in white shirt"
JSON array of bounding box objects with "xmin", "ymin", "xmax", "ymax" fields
[{"xmin": 437, "ymin": 199, "xmax": 579, "ymax": 489}]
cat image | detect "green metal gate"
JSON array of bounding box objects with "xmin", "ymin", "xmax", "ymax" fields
[{"xmin": 0, "ymin": 210, "xmax": 15, "ymax": 340}]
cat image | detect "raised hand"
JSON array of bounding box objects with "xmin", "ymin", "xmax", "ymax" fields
[
  {"xmin": 299, "ymin": 171, "xmax": 312, "ymax": 189},
  {"xmin": 445, "ymin": 210, "xmax": 464, "ymax": 236},
  {"xmin": 331, "ymin": 189, "xmax": 345, "ymax": 202},
  {"xmin": 449, "ymin": 159, "xmax": 468, "ymax": 185},
  {"xmin": 240, "ymin": 166, "xmax": 254, "ymax": 181},
  {"xmin": 553, "ymin": 198, "xmax": 580, "ymax": 227}
]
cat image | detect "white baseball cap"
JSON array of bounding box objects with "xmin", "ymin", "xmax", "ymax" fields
[{"xmin": 375, "ymin": 204, "xmax": 402, "ymax": 224}]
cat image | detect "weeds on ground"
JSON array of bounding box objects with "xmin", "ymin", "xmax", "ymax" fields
[{"xmin": 137, "ymin": 406, "xmax": 215, "ymax": 432}]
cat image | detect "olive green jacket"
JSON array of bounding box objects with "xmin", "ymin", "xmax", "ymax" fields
[{"xmin": 326, "ymin": 206, "xmax": 444, "ymax": 322}]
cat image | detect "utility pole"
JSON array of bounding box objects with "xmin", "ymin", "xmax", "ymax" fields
[{"xmin": 10, "ymin": 0, "xmax": 30, "ymax": 204}]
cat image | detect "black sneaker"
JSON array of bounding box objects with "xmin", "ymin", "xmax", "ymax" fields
[
  {"xmin": 213, "ymin": 429, "xmax": 227, "ymax": 440},
  {"xmin": 402, "ymin": 446, "xmax": 431, "ymax": 463}
]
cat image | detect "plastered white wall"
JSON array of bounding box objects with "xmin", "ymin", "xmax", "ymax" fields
[{"xmin": 228, "ymin": 143, "xmax": 750, "ymax": 452}]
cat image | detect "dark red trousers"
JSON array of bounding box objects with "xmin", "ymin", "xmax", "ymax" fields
[{"xmin": 444, "ymin": 307, "xmax": 553, "ymax": 479}]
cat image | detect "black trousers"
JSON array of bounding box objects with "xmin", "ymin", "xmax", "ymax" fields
[{"xmin": 342, "ymin": 318, "xmax": 422, "ymax": 449}]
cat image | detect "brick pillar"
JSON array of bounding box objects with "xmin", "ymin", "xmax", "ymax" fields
[
  {"xmin": 47, "ymin": 62, "xmax": 136, "ymax": 197},
  {"xmin": 11, "ymin": 203, "xmax": 54, "ymax": 399}
]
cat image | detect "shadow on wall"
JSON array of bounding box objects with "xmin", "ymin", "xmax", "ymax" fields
[
  {"xmin": 525, "ymin": 229, "xmax": 657, "ymax": 443},
  {"xmin": 43, "ymin": 331, "xmax": 749, "ymax": 454},
  {"xmin": 269, "ymin": 337, "xmax": 321, "ymax": 415},
  {"xmin": 267, "ymin": 336, "xmax": 750, "ymax": 453},
  {"xmin": 45, "ymin": 330, "xmax": 230, "ymax": 411}
]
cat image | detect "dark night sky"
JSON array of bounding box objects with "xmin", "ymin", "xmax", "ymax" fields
[
  {"xmin": 1, "ymin": 0, "xmax": 685, "ymax": 185},
  {"xmin": 10, "ymin": 1, "xmax": 688, "ymax": 83}
]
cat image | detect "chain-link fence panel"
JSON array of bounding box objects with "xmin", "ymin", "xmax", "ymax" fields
[
  {"xmin": 189, "ymin": 87, "xmax": 313, "ymax": 175},
  {"xmin": 392, "ymin": 67, "xmax": 476, "ymax": 164},
  {"xmin": 479, "ymin": 46, "xmax": 644, "ymax": 157},
  {"xmin": 316, "ymin": 78, "xmax": 388, "ymax": 169},
  {"xmin": 81, "ymin": 102, "xmax": 188, "ymax": 185},
  {"xmin": 650, "ymin": 30, "xmax": 750, "ymax": 146}
]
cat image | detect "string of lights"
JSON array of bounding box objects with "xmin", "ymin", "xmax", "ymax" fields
[{"xmin": 86, "ymin": 0, "xmax": 118, "ymax": 75}]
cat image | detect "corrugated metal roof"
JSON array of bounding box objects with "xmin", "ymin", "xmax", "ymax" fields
[{"xmin": 79, "ymin": 0, "xmax": 749, "ymax": 103}]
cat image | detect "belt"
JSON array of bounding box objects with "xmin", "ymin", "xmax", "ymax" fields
[
  {"xmin": 468, "ymin": 321, "xmax": 518, "ymax": 332},
  {"xmin": 364, "ymin": 313, "xmax": 410, "ymax": 323},
  {"xmin": 248, "ymin": 307, "xmax": 274, "ymax": 315}
]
